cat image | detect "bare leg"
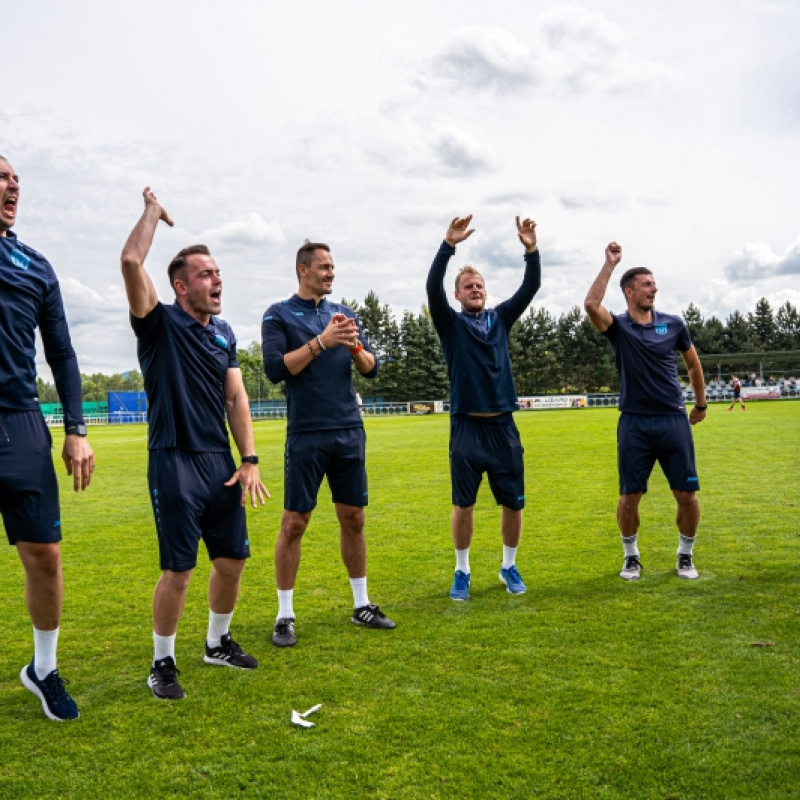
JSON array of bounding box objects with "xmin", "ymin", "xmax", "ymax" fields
[
  {"xmin": 336, "ymin": 503, "xmax": 366, "ymax": 578},
  {"xmin": 451, "ymin": 505, "xmax": 474, "ymax": 550},
  {"xmin": 501, "ymin": 507, "xmax": 522, "ymax": 547},
  {"xmin": 673, "ymin": 490, "xmax": 700, "ymax": 538},
  {"xmin": 153, "ymin": 569, "xmax": 193, "ymax": 636},
  {"xmin": 208, "ymin": 557, "xmax": 246, "ymax": 614},
  {"xmin": 16, "ymin": 543, "xmax": 62, "ymax": 630},
  {"xmin": 275, "ymin": 510, "xmax": 311, "ymax": 590},
  {"xmin": 617, "ymin": 492, "xmax": 643, "ymax": 537}
]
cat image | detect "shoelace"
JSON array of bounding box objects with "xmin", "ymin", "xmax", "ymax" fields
[
  {"xmin": 155, "ymin": 662, "xmax": 181, "ymax": 684},
  {"xmin": 42, "ymin": 671, "xmax": 71, "ymax": 702},
  {"xmin": 678, "ymin": 554, "xmax": 693, "ymax": 568}
]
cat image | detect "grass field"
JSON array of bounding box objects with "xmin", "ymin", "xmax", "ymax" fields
[{"xmin": 0, "ymin": 402, "xmax": 799, "ymax": 799}]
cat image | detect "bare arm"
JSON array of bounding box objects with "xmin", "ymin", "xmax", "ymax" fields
[
  {"xmin": 584, "ymin": 242, "xmax": 622, "ymax": 332},
  {"xmin": 223, "ymin": 367, "xmax": 270, "ymax": 507},
  {"xmin": 120, "ymin": 187, "xmax": 173, "ymax": 319},
  {"xmin": 681, "ymin": 345, "xmax": 707, "ymax": 425}
]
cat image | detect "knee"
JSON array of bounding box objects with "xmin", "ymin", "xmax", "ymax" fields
[
  {"xmin": 161, "ymin": 569, "xmax": 193, "ymax": 593},
  {"xmin": 618, "ymin": 493, "xmax": 642, "ymax": 511},
  {"xmin": 337, "ymin": 506, "xmax": 365, "ymax": 535},
  {"xmin": 281, "ymin": 512, "xmax": 310, "ymax": 541},
  {"xmin": 20, "ymin": 543, "xmax": 61, "ymax": 579},
  {"xmin": 673, "ymin": 491, "xmax": 698, "ymax": 509}
]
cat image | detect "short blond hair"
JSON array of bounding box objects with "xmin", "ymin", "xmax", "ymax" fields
[{"xmin": 455, "ymin": 265, "xmax": 483, "ymax": 292}]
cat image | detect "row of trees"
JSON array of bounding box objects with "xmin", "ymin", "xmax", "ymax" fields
[{"xmin": 41, "ymin": 296, "xmax": 799, "ymax": 405}]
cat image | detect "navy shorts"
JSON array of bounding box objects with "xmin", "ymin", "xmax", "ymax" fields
[
  {"xmin": 284, "ymin": 428, "xmax": 367, "ymax": 512},
  {"xmin": 617, "ymin": 413, "xmax": 699, "ymax": 495},
  {"xmin": 449, "ymin": 414, "xmax": 525, "ymax": 510},
  {"xmin": 0, "ymin": 411, "xmax": 61, "ymax": 545},
  {"xmin": 148, "ymin": 449, "xmax": 249, "ymax": 572}
]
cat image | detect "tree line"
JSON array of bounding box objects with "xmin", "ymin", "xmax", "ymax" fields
[{"xmin": 38, "ymin": 296, "xmax": 800, "ymax": 405}]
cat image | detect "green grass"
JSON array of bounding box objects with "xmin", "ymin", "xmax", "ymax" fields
[{"xmin": 1, "ymin": 402, "xmax": 799, "ymax": 799}]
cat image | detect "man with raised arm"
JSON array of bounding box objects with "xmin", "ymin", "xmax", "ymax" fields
[
  {"xmin": 121, "ymin": 188, "xmax": 268, "ymax": 700},
  {"xmin": 262, "ymin": 240, "xmax": 395, "ymax": 648},
  {"xmin": 426, "ymin": 215, "xmax": 541, "ymax": 601},
  {"xmin": 0, "ymin": 155, "xmax": 94, "ymax": 721},
  {"xmin": 584, "ymin": 242, "xmax": 707, "ymax": 581}
]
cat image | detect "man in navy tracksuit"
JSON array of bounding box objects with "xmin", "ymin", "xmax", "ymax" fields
[
  {"xmin": 0, "ymin": 155, "xmax": 95, "ymax": 721},
  {"xmin": 427, "ymin": 215, "xmax": 541, "ymax": 601},
  {"xmin": 584, "ymin": 241, "xmax": 707, "ymax": 581},
  {"xmin": 262, "ymin": 240, "xmax": 395, "ymax": 647},
  {"xmin": 121, "ymin": 188, "xmax": 268, "ymax": 700}
]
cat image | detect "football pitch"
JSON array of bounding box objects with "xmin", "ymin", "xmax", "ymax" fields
[{"xmin": 0, "ymin": 402, "xmax": 798, "ymax": 800}]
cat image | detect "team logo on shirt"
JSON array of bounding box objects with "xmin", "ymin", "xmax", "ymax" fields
[
  {"xmin": 11, "ymin": 249, "xmax": 30, "ymax": 270},
  {"xmin": 655, "ymin": 323, "xmax": 668, "ymax": 335},
  {"xmin": 214, "ymin": 334, "xmax": 229, "ymax": 350}
]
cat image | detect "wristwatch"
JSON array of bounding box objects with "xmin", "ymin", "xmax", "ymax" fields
[
  {"xmin": 241, "ymin": 455, "xmax": 259, "ymax": 465},
  {"xmin": 694, "ymin": 404, "xmax": 707, "ymax": 411},
  {"xmin": 65, "ymin": 424, "xmax": 88, "ymax": 436}
]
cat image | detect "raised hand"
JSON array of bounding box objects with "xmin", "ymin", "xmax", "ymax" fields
[
  {"xmin": 516, "ymin": 216, "xmax": 537, "ymax": 252},
  {"xmin": 321, "ymin": 313, "xmax": 360, "ymax": 349},
  {"xmin": 143, "ymin": 186, "xmax": 174, "ymax": 227},
  {"xmin": 605, "ymin": 241, "xmax": 622, "ymax": 268},
  {"xmin": 445, "ymin": 215, "xmax": 475, "ymax": 247}
]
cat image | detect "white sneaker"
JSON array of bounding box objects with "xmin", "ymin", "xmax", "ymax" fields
[
  {"xmin": 676, "ymin": 553, "xmax": 699, "ymax": 579},
  {"xmin": 620, "ymin": 555, "xmax": 642, "ymax": 581}
]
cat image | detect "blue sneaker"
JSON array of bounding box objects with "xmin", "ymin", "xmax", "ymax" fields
[
  {"xmin": 499, "ymin": 565, "xmax": 527, "ymax": 595},
  {"xmin": 449, "ymin": 570, "xmax": 471, "ymax": 601},
  {"xmin": 20, "ymin": 660, "xmax": 79, "ymax": 721}
]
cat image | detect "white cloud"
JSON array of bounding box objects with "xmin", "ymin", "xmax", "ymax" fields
[
  {"xmin": 723, "ymin": 236, "xmax": 800, "ymax": 282},
  {"xmin": 416, "ymin": 7, "xmax": 679, "ymax": 97},
  {"xmin": 199, "ymin": 213, "xmax": 286, "ymax": 250}
]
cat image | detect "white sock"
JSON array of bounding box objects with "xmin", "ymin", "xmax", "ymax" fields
[
  {"xmin": 622, "ymin": 535, "xmax": 639, "ymax": 557},
  {"xmin": 207, "ymin": 610, "xmax": 233, "ymax": 648},
  {"xmin": 502, "ymin": 545, "xmax": 517, "ymax": 570},
  {"xmin": 153, "ymin": 632, "xmax": 176, "ymax": 665},
  {"xmin": 33, "ymin": 627, "xmax": 59, "ymax": 680},
  {"xmin": 678, "ymin": 534, "xmax": 696, "ymax": 555},
  {"xmin": 455, "ymin": 548, "xmax": 470, "ymax": 574},
  {"xmin": 350, "ymin": 576, "xmax": 369, "ymax": 608},
  {"xmin": 277, "ymin": 589, "xmax": 295, "ymax": 620}
]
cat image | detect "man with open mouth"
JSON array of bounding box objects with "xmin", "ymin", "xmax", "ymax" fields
[{"xmin": 0, "ymin": 155, "xmax": 95, "ymax": 721}]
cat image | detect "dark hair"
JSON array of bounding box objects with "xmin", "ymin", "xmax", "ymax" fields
[
  {"xmin": 167, "ymin": 244, "xmax": 211, "ymax": 288},
  {"xmin": 619, "ymin": 267, "xmax": 653, "ymax": 293},
  {"xmin": 295, "ymin": 240, "xmax": 330, "ymax": 280}
]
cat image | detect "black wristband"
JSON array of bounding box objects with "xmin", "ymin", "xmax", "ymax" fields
[
  {"xmin": 694, "ymin": 404, "xmax": 707, "ymax": 411},
  {"xmin": 65, "ymin": 424, "xmax": 88, "ymax": 436},
  {"xmin": 241, "ymin": 455, "xmax": 259, "ymax": 465}
]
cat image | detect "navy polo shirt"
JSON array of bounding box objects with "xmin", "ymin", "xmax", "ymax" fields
[
  {"xmin": 131, "ymin": 302, "xmax": 238, "ymax": 451},
  {"xmin": 603, "ymin": 311, "xmax": 692, "ymax": 415},
  {"xmin": 0, "ymin": 231, "xmax": 83, "ymax": 427},
  {"xmin": 261, "ymin": 295, "xmax": 377, "ymax": 435},
  {"xmin": 426, "ymin": 241, "xmax": 541, "ymax": 415}
]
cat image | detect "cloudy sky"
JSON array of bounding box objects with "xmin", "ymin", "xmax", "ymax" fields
[{"xmin": 4, "ymin": 0, "xmax": 799, "ymax": 376}]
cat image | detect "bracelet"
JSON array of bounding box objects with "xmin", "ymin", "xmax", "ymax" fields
[
  {"xmin": 306, "ymin": 340, "xmax": 317, "ymax": 359},
  {"xmin": 348, "ymin": 343, "xmax": 364, "ymax": 355},
  {"xmin": 316, "ymin": 335, "xmax": 326, "ymax": 351},
  {"xmin": 694, "ymin": 403, "xmax": 707, "ymax": 411}
]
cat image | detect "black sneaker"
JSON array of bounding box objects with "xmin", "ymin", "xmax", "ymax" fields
[
  {"xmin": 148, "ymin": 656, "xmax": 185, "ymax": 700},
  {"xmin": 620, "ymin": 555, "xmax": 642, "ymax": 581},
  {"xmin": 351, "ymin": 604, "xmax": 396, "ymax": 629},
  {"xmin": 272, "ymin": 617, "xmax": 297, "ymax": 648},
  {"xmin": 204, "ymin": 633, "xmax": 258, "ymax": 669},
  {"xmin": 677, "ymin": 553, "xmax": 699, "ymax": 580},
  {"xmin": 20, "ymin": 660, "xmax": 79, "ymax": 721}
]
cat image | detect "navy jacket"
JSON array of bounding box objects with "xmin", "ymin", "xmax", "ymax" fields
[
  {"xmin": 426, "ymin": 241, "xmax": 541, "ymax": 415},
  {"xmin": 0, "ymin": 231, "xmax": 83, "ymax": 428}
]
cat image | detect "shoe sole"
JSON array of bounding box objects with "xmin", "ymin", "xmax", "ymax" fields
[
  {"xmin": 203, "ymin": 655, "xmax": 258, "ymax": 669},
  {"xmin": 350, "ymin": 619, "xmax": 396, "ymax": 629},
  {"xmin": 677, "ymin": 572, "xmax": 699, "ymax": 580},
  {"xmin": 620, "ymin": 572, "xmax": 641, "ymax": 581},
  {"xmin": 449, "ymin": 593, "xmax": 469, "ymax": 601},
  {"xmin": 20, "ymin": 667, "xmax": 79, "ymax": 721}
]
